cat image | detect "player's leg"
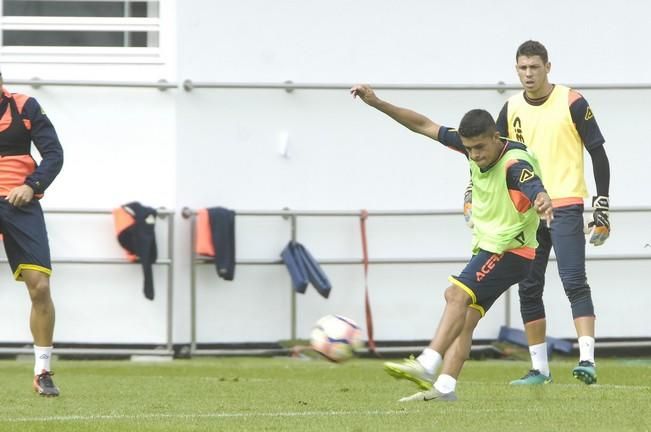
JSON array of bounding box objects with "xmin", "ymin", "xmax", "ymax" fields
[
  {"xmin": 511, "ymin": 222, "xmax": 553, "ymax": 384},
  {"xmin": 551, "ymin": 205, "xmax": 597, "ymax": 384},
  {"xmin": 384, "ymin": 283, "xmax": 472, "ymax": 390},
  {"xmin": 23, "ymin": 269, "xmax": 55, "ymax": 354},
  {"xmin": 397, "ymin": 309, "xmax": 481, "ymax": 402},
  {"xmin": 429, "ymin": 283, "xmax": 476, "ymax": 354},
  {"xmin": 22, "ymin": 269, "xmax": 59, "ymax": 396},
  {"xmin": 397, "ymin": 250, "xmax": 531, "ymax": 401},
  {"xmin": 2, "ymin": 200, "xmax": 59, "ymax": 396},
  {"xmin": 439, "ymin": 308, "xmax": 481, "ymax": 379},
  {"xmin": 385, "ymin": 251, "xmax": 502, "ymax": 389},
  {"xmin": 428, "ymin": 307, "xmax": 482, "ymax": 400}
]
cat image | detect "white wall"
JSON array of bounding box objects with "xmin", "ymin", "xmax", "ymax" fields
[
  {"xmin": 0, "ymin": 87, "xmax": 177, "ymax": 343},
  {"xmin": 0, "ymin": 0, "xmax": 649, "ymax": 348},
  {"xmin": 177, "ymin": 0, "xmax": 651, "ymax": 344},
  {"xmin": 0, "ymin": 0, "xmax": 179, "ymax": 344}
]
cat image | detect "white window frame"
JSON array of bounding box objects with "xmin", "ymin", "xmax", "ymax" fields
[{"xmin": 0, "ymin": 0, "xmax": 165, "ymax": 65}]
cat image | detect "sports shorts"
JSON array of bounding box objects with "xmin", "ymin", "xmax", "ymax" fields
[
  {"xmin": 0, "ymin": 199, "xmax": 51, "ymax": 280},
  {"xmin": 449, "ymin": 248, "xmax": 533, "ymax": 317}
]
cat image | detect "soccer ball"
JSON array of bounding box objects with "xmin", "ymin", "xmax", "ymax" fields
[{"xmin": 310, "ymin": 314, "xmax": 363, "ymax": 362}]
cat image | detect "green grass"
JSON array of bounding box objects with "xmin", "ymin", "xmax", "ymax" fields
[{"xmin": 0, "ymin": 357, "xmax": 650, "ymax": 431}]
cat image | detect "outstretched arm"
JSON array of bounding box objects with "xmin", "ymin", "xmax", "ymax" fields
[{"xmin": 350, "ymin": 84, "xmax": 440, "ymax": 140}]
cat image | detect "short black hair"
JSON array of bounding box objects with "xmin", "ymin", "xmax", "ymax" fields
[
  {"xmin": 458, "ymin": 109, "xmax": 496, "ymax": 139},
  {"xmin": 516, "ymin": 40, "xmax": 548, "ymax": 64}
]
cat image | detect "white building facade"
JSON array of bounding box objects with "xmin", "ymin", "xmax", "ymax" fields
[{"xmin": 0, "ymin": 0, "xmax": 648, "ymax": 352}]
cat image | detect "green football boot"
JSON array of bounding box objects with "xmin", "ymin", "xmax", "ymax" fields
[
  {"xmin": 510, "ymin": 369, "xmax": 552, "ymax": 385},
  {"xmin": 573, "ymin": 360, "xmax": 597, "ymax": 385}
]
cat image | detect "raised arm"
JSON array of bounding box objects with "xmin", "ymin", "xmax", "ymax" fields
[{"xmin": 350, "ymin": 84, "xmax": 440, "ymax": 140}]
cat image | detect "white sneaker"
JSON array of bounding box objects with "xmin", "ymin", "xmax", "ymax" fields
[{"xmin": 398, "ymin": 388, "xmax": 457, "ymax": 402}]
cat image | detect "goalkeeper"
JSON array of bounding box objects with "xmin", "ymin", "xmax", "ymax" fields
[
  {"xmin": 495, "ymin": 40, "xmax": 610, "ymax": 386},
  {"xmin": 351, "ymin": 85, "xmax": 552, "ymax": 401}
]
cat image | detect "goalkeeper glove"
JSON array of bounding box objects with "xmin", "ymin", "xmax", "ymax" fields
[
  {"xmin": 463, "ymin": 181, "xmax": 473, "ymax": 228},
  {"xmin": 587, "ymin": 195, "xmax": 610, "ymax": 246}
]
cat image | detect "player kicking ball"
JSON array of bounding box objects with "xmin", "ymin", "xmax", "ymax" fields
[{"xmin": 351, "ymin": 85, "xmax": 552, "ymax": 401}]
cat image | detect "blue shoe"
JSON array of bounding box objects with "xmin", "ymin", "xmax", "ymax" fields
[
  {"xmin": 573, "ymin": 360, "xmax": 597, "ymax": 385},
  {"xmin": 509, "ymin": 369, "xmax": 552, "ymax": 385}
]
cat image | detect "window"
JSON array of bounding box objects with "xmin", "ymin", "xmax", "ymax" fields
[{"xmin": 0, "ymin": 0, "xmax": 161, "ymax": 64}]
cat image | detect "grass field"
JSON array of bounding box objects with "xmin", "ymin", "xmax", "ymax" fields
[{"xmin": 0, "ymin": 357, "xmax": 649, "ymax": 432}]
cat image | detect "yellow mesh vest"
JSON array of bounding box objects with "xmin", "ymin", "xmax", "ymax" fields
[
  {"xmin": 471, "ymin": 148, "xmax": 540, "ymax": 255},
  {"xmin": 506, "ymin": 85, "xmax": 588, "ymax": 201}
]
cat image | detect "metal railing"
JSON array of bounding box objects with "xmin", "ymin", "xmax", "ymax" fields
[
  {"xmin": 179, "ymin": 207, "xmax": 469, "ymax": 357},
  {"xmin": 181, "ymin": 81, "xmax": 651, "ymax": 93},
  {"xmin": 0, "ymin": 208, "xmax": 176, "ymax": 357},
  {"xmin": 181, "ymin": 206, "xmax": 651, "ymax": 356},
  {"xmin": 5, "ymin": 78, "xmax": 176, "ymax": 91},
  {"xmin": 5, "ymin": 78, "xmax": 651, "ymax": 92}
]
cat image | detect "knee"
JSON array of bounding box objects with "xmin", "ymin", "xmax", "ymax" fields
[
  {"xmin": 444, "ymin": 285, "xmax": 469, "ymax": 307},
  {"xmin": 568, "ymin": 288, "xmax": 594, "ymax": 318},
  {"xmin": 463, "ymin": 309, "xmax": 482, "ymax": 333},
  {"xmin": 566, "ymin": 287, "xmax": 591, "ymax": 306},
  {"xmin": 519, "ymin": 286, "xmax": 545, "ymax": 322},
  {"xmin": 562, "ymin": 277, "xmax": 590, "ymax": 302},
  {"xmin": 561, "ymin": 275, "xmax": 587, "ymax": 294},
  {"xmin": 518, "ymin": 280, "xmax": 543, "ymax": 303},
  {"xmin": 26, "ymin": 277, "xmax": 51, "ymax": 304}
]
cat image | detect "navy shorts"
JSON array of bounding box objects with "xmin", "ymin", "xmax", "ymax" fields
[
  {"xmin": 0, "ymin": 199, "xmax": 51, "ymax": 280},
  {"xmin": 449, "ymin": 249, "xmax": 533, "ymax": 317}
]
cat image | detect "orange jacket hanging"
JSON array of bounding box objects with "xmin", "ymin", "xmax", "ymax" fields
[
  {"xmin": 113, "ymin": 202, "xmax": 158, "ymax": 300},
  {"xmin": 195, "ymin": 207, "xmax": 235, "ymax": 280}
]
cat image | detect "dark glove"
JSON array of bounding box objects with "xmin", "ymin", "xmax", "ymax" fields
[{"xmin": 587, "ymin": 195, "xmax": 610, "ymax": 246}]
